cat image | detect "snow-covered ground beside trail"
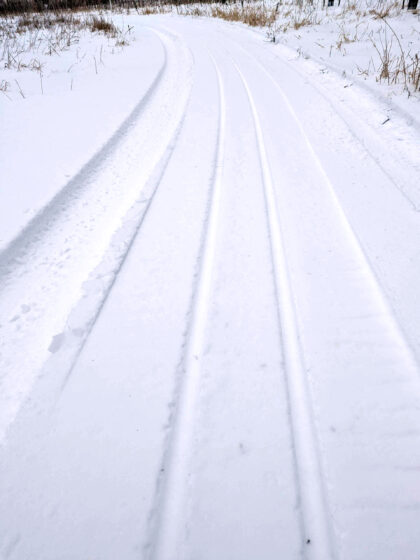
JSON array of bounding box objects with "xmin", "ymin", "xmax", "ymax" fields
[
  {"xmin": 1, "ymin": 7, "xmax": 420, "ymax": 560},
  {"xmin": 0, "ymin": 14, "xmax": 155, "ymax": 249},
  {"xmin": 176, "ymin": 0, "xmax": 419, "ymax": 115},
  {"xmin": 270, "ymin": 2, "xmax": 420, "ymax": 118}
]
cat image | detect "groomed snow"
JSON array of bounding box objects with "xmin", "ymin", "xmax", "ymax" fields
[{"xmin": 0, "ymin": 10, "xmax": 420, "ymax": 560}]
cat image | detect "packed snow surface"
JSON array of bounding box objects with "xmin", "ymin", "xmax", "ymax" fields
[{"xmin": 1, "ymin": 12, "xmax": 420, "ymax": 560}]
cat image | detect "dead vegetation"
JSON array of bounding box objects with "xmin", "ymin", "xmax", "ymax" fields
[
  {"xmin": 140, "ymin": 3, "xmax": 171, "ymax": 14},
  {"xmin": 183, "ymin": 2, "xmax": 277, "ymax": 26},
  {"xmin": 0, "ymin": 77, "xmax": 10, "ymax": 93},
  {"xmin": 1, "ymin": 0, "xmax": 418, "ymax": 95},
  {"xmin": 0, "ymin": 11, "xmax": 131, "ymax": 75},
  {"xmin": 210, "ymin": 4, "xmax": 277, "ymax": 26},
  {"xmin": 369, "ymin": 16, "xmax": 420, "ymax": 92},
  {"xmin": 177, "ymin": 1, "xmax": 319, "ymax": 30}
]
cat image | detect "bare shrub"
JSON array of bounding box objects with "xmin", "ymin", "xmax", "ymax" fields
[
  {"xmin": 0, "ymin": 10, "xmax": 130, "ymax": 77},
  {"xmin": 89, "ymin": 15, "xmax": 117, "ymax": 34},
  {"xmin": 370, "ymin": 17, "xmax": 419, "ymax": 92},
  {"xmin": 209, "ymin": 4, "xmax": 277, "ymax": 27},
  {"xmin": 0, "ymin": 78, "xmax": 10, "ymax": 92}
]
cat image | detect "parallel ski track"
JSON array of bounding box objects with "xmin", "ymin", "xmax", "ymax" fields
[
  {"xmin": 234, "ymin": 61, "xmax": 336, "ymax": 560},
  {"xmin": 257, "ymin": 44, "xmax": 420, "ymax": 372},
  {"xmin": 221, "ymin": 29, "xmax": 420, "ymax": 214},
  {"xmin": 257, "ymin": 40, "xmax": 419, "ymax": 213},
  {"xmin": 232, "ymin": 38, "xmax": 420, "ymax": 557},
  {"xmin": 228, "ymin": 35, "xmax": 420, "ymax": 371},
  {"xmin": 3, "ymin": 19, "xmax": 417, "ymax": 559},
  {"xmin": 282, "ymin": 57, "xmax": 420, "ymax": 213},
  {"xmin": 146, "ymin": 53, "xmax": 226, "ymax": 560}
]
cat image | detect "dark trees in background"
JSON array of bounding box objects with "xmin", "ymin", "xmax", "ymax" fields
[{"xmin": 402, "ymin": 0, "xmax": 418, "ymax": 8}]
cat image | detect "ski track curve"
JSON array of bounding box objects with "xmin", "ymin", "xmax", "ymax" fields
[
  {"xmin": 1, "ymin": 15, "xmax": 420, "ymax": 560},
  {"xmin": 0, "ymin": 27, "xmax": 193, "ymax": 443},
  {"xmin": 0, "ymin": 24, "xmax": 222, "ymax": 560},
  {"xmin": 58, "ymin": 85, "xmax": 192, "ymax": 394},
  {"xmin": 0, "ymin": 28, "xmax": 167, "ymax": 272}
]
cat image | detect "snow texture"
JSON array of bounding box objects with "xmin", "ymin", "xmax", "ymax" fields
[{"xmin": 0, "ymin": 11, "xmax": 420, "ymax": 560}]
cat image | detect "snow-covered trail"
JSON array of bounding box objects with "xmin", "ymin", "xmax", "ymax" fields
[
  {"xmin": 1, "ymin": 15, "xmax": 420, "ymax": 560},
  {"xmin": 0, "ymin": 27, "xmax": 191, "ymax": 439}
]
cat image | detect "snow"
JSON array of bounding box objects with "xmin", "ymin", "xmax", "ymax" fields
[
  {"xmin": 0, "ymin": 7, "xmax": 420, "ymax": 560},
  {"xmin": 270, "ymin": 4, "xmax": 420, "ymax": 122},
  {"xmin": 0, "ymin": 15, "xmax": 161, "ymax": 249},
  {"xmin": 0, "ymin": 19, "xmax": 191, "ymax": 442}
]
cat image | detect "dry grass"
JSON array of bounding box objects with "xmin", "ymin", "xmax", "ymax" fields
[
  {"xmin": 370, "ymin": 17, "xmax": 420, "ymax": 92},
  {"xmin": 0, "ymin": 78, "xmax": 10, "ymax": 92},
  {"xmin": 174, "ymin": 0, "xmax": 418, "ymax": 95},
  {"xmin": 179, "ymin": 1, "xmax": 319, "ymax": 31},
  {"xmin": 292, "ymin": 12, "xmax": 318, "ymax": 30},
  {"xmin": 210, "ymin": 4, "xmax": 277, "ymax": 26},
  {"xmin": 141, "ymin": 4, "xmax": 171, "ymax": 14},
  {"xmin": 89, "ymin": 14, "xmax": 117, "ymax": 33},
  {"xmin": 264, "ymin": 3, "xmax": 320, "ymax": 39},
  {"xmin": 335, "ymin": 22, "xmax": 363, "ymax": 50},
  {"xmin": 0, "ymin": 11, "xmax": 131, "ymax": 75},
  {"xmin": 376, "ymin": 48, "xmax": 420, "ymax": 91},
  {"xmin": 370, "ymin": 6, "xmax": 393, "ymax": 18},
  {"xmin": 1, "ymin": 0, "xmax": 418, "ymax": 96},
  {"xmin": 177, "ymin": 2, "xmax": 278, "ymax": 27},
  {"xmin": 368, "ymin": 0, "xmax": 402, "ymax": 19}
]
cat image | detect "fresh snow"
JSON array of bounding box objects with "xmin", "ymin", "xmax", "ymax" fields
[{"xmin": 1, "ymin": 10, "xmax": 420, "ymax": 560}]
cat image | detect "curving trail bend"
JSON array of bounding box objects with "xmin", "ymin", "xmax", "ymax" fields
[{"xmin": 1, "ymin": 16, "xmax": 420, "ymax": 560}]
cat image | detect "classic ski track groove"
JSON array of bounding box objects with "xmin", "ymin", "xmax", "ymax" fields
[
  {"xmin": 226, "ymin": 33, "xmax": 419, "ymax": 214},
  {"xmin": 229, "ymin": 36, "xmax": 420, "ymax": 371},
  {"xmin": 234, "ymin": 60, "xmax": 336, "ymax": 560},
  {"xmin": 147, "ymin": 53, "xmax": 226, "ymax": 560},
  {"xmin": 268, "ymin": 43, "xmax": 419, "ymax": 213},
  {"xmin": 283, "ymin": 59, "xmax": 420, "ymax": 213},
  {"xmin": 2, "ymin": 18, "xmax": 420, "ymax": 560},
  {"xmin": 260, "ymin": 53, "xmax": 420, "ymax": 371}
]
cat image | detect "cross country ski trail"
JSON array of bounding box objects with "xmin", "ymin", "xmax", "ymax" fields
[{"xmin": 1, "ymin": 15, "xmax": 420, "ymax": 560}]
